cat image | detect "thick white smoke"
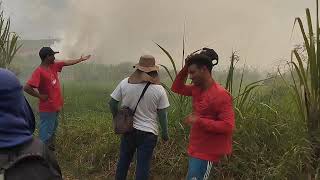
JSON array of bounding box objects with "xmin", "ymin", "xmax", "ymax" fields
[{"xmin": 3, "ymin": 0, "xmax": 316, "ymax": 69}]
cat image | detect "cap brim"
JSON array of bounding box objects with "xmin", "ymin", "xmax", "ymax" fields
[{"xmin": 48, "ymin": 51, "xmax": 59, "ymax": 56}]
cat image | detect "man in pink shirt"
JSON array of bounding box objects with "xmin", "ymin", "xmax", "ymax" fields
[
  {"xmin": 171, "ymin": 48, "xmax": 235, "ymax": 180},
  {"xmin": 24, "ymin": 47, "xmax": 91, "ymax": 151}
]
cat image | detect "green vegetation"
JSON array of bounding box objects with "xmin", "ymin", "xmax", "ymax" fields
[
  {"xmin": 0, "ymin": 8, "xmax": 21, "ymax": 68},
  {"xmin": 3, "ymin": 0, "xmax": 320, "ymax": 179},
  {"xmin": 283, "ymin": 1, "xmax": 320, "ymax": 178},
  {"xmin": 25, "ymin": 70, "xmax": 307, "ymax": 179},
  {"xmin": 21, "ymin": 41, "xmax": 317, "ymax": 180}
]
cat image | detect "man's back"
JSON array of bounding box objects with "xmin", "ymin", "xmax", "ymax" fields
[{"xmin": 110, "ymin": 77, "xmax": 169, "ymax": 135}]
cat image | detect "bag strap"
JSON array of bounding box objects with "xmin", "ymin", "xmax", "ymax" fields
[{"xmin": 133, "ymin": 82, "xmax": 151, "ymax": 114}]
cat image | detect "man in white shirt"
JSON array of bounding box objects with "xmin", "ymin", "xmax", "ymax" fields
[{"xmin": 109, "ymin": 55, "xmax": 170, "ymax": 180}]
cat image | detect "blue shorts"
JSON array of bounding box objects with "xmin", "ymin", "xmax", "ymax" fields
[
  {"xmin": 39, "ymin": 112, "xmax": 59, "ymax": 144},
  {"xmin": 186, "ymin": 157, "xmax": 215, "ymax": 180}
]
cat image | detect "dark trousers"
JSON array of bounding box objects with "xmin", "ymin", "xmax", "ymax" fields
[{"xmin": 115, "ymin": 129, "xmax": 157, "ymax": 180}]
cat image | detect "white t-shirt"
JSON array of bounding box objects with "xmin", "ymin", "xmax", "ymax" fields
[{"xmin": 110, "ymin": 77, "xmax": 170, "ymax": 135}]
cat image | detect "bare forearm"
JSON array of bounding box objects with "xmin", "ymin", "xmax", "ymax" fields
[
  {"xmin": 63, "ymin": 59, "xmax": 83, "ymax": 66},
  {"xmin": 24, "ymin": 85, "xmax": 40, "ymax": 99},
  {"xmin": 63, "ymin": 55, "xmax": 91, "ymax": 66}
]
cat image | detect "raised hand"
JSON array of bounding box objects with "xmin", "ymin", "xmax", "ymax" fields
[{"xmin": 80, "ymin": 55, "xmax": 91, "ymax": 62}]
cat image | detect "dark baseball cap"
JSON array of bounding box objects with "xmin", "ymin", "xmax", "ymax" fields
[{"xmin": 39, "ymin": 47, "xmax": 59, "ymax": 60}]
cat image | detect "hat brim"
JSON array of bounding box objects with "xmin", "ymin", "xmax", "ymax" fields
[
  {"xmin": 128, "ymin": 70, "xmax": 160, "ymax": 84},
  {"xmin": 133, "ymin": 64, "xmax": 159, "ymax": 72}
]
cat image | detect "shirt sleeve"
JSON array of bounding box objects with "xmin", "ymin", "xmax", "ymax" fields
[
  {"xmin": 158, "ymin": 87, "xmax": 170, "ymax": 109},
  {"xmin": 171, "ymin": 66, "xmax": 193, "ymax": 96},
  {"xmin": 53, "ymin": 61, "xmax": 65, "ymax": 72},
  {"xmin": 108, "ymin": 98, "xmax": 119, "ymax": 118},
  {"xmin": 110, "ymin": 80, "xmax": 123, "ymax": 101},
  {"xmin": 195, "ymin": 92, "xmax": 235, "ymax": 134},
  {"xmin": 157, "ymin": 108, "xmax": 169, "ymax": 140},
  {"xmin": 26, "ymin": 69, "xmax": 41, "ymax": 88}
]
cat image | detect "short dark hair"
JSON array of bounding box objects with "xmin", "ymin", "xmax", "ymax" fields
[{"xmin": 186, "ymin": 54, "xmax": 214, "ymax": 72}]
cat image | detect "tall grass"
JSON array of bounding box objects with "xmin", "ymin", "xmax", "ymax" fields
[
  {"xmin": 154, "ymin": 41, "xmax": 313, "ymax": 179},
  {"xmin": 155, "ymin": 42, "xmax": 192, "ymax": 134},
  {"xmin": 43, "ymin": 78, "xmax": 309, "ymax": 179},
  {"xmin": 284, "ymin": 0, "xmax": 320, "ymax": 176},
  {"xmin": 155, "ymin": 43, "xmax": 267, "ymax": 122},
  {"xmin": 16, "ymin": 6, "xmax": 317, "ymax": 180},
  {"xmin": 0, "ymin": 6, "xmax": 21, "ymax": 68}
]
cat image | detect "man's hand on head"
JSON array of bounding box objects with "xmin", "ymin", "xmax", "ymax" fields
[{"xmin": 184, "ymin": 55, "xmax": 193, "ymax": 67}]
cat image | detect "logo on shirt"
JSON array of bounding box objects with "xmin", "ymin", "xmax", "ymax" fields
[{"xmin": 52, "ymin": 79, "xmax": 57, "ymax": 86}]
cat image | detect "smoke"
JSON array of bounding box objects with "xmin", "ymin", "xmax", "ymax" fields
[
  {"xmin": 52, "ymin": 0, "xmax": 188, "ymax": 64},
  {"xmin": 3, "ymin": 0, "xmax": 316, "ymax": 69}
]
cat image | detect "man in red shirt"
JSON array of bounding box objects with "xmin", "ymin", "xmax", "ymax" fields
[
  {"xmin": 24, "ymin": 47, "xmax": 91, "ymax": 151},
  {"xmin": 171, "ymin": 48, "xmax": 235, "ymax": 180}
]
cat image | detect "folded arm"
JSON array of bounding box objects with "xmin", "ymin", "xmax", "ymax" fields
[
  {"xmin": 24, "ymin": 84, "xmax": 48, "ymax": 100},
  {"xmin": 24, "ymin": 84, "xmax": 41, "ymax": 99}
]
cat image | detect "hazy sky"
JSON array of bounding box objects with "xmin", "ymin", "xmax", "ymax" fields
[{"xmin": 2, "ymin": 0, "xmax": 316, "ymax": 70}]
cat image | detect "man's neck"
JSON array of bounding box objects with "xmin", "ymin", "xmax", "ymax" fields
[
  {"xmin": 40, "ymin": 62, "xmax": 50, "ymax": 68},
  {"xmin": 199, "ymin": 77, "xmax": 215, "ymax": 91}
]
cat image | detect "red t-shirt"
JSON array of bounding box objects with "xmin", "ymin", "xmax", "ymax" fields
[
  {"xmin": 171, "ymin": 67, "xmax": 235, "ymax": 162},
  {"xmin": 27, "ymin": 62, "xmax": 65, "ymax": 112}
]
